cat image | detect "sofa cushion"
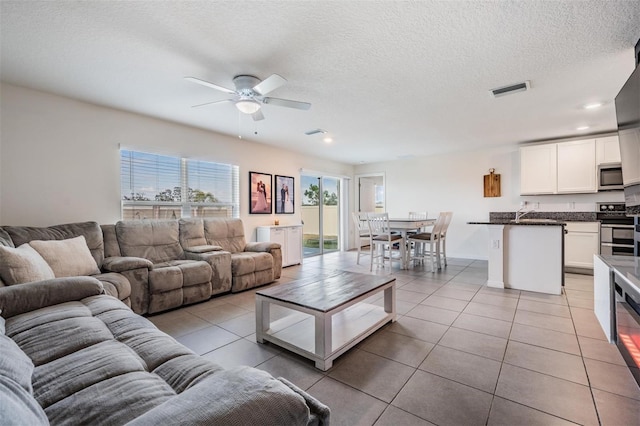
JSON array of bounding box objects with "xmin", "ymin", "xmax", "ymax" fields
[
  {"xmin": 178, "ymin": 218, "xmax": 208, "ymax": 249},
  {"xmin": 0, "ymin": 244, "xmax": 55, "ymax": 285},
  {"xmin": 203, "ymin": 218, "xmax": 247, "ymax": 253},
  {"xmin": 0, "ymin": 229, "xmax": 14, "ymax": 248},
  {"xmin": 2, "ymin": 222, "xmax": 105, "ymax": 268},
  {"xmin": 94, "ymin": 272, "xmax": 132, "ymax": 300},
  {"xmin": 116, "ymin": 220, "xmax": 184, "ymax": 264},
  {"xmin": 232, "ymin": 252, "xmax": 273, "ymax": 276},
  {"xmin": 149, "ymin": 261, "xmax": 211, "ymax": 293},
  {"xmin": 30, "ymin": 236, "xmax": 101, "ymax": 277},
  {"xmin": 0, "ymin": 333, "xmax": 49, "ymax": 426},
  {"xmin": 0, "ymin": 277, "xmax": 104, "ymax": 319}
]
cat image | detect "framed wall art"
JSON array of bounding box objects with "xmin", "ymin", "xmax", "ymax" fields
[
  {"xmin": 249, "ymin": 171, "xmax": 272, "ymax": 214},
  {"xmin": 275, "ymin": 175, "xmax": 295, "ymax": 214}
]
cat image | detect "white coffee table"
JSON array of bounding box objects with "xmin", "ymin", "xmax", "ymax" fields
[{"xmin": 255, "ymin": 271, "xmax": 396, "ymax": 370}]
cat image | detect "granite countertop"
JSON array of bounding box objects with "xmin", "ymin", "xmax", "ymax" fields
[
  {"xmin": 468, "ymin": 210, "xmax": 601, "ymax": 226},
  {"xmin": 468, "ymin": 219, "xmax": 565, "ymax": 226},
  {"xmin": 489, "ymin": 211, "xmax": 598, "ymax": 222}
]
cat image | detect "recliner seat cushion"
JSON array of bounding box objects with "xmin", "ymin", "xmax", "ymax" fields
[{"xmin": 231, "ymin": 252, "xmax": 273, "ymax": 276}]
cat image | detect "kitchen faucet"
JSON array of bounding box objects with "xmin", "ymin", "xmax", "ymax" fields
[{"xmin": 514, "ymin": 206, "xmax": 535, "ymax": 222}]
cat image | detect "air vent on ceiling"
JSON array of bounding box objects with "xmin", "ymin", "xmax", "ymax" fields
[
  {"xmin": 304, "ymin": 129, "xmax": 328, "ymax": 136},
  {"xmin": 489, "ymin": 80, "xmax": 531, "ymax": 98}
]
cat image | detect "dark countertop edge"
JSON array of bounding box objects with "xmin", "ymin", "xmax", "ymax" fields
[
  {"xmin": 468, "ymin": 221, "xmax": 566, "ymax": 226},
  {"xmin": 489, "ymin": 211, "xmax": 598, "ymax": 222}
]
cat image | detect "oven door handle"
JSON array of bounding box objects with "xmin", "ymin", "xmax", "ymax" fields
[
  {"xmin": 601, "ymin": 224, "xmax": 635, "ymax": 229},
  {"xmin": 601, "ymin": 242, "xmax": 635, "ymax": 248}
]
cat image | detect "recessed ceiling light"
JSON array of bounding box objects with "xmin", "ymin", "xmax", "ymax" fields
[
  {"xmin": 576, "ymin": 126, "xmax": 590, "ymax": 131},
  {"xmin": 583, "ymin": 102, "xmax": 603, "ymax": 109},
  {"xmin": 323, "ymin": 137, "xmax": 333, "ymax": 143}
]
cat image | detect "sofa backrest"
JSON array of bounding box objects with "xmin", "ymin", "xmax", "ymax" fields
[
  {"xmin": 101, "ymin": 224, "xmax": 122, "ymax": 258},
  {"xmin": 178, "ymin": 218, "xmax": 208, "ymax": 249},
  {"xmin": 116, "ymin": 220, "xmax": 184, "ymax": 264},
  {"xmin": 0, "ymin": 222, "xmax": 105, "ymax": 268},
  {"xmin": 202, "ymin": 218, "xmax": 247, "ymax": 253}
]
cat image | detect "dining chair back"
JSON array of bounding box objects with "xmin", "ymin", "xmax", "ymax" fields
[
  {"xmin": 352, "ymin": 212, "xmax": 371, "ymax": 265},
  {"xmin": 367, "ymin": 212, "xmax": 405, "ymax": 272},
  {"xmin": 439, "ymin": 212, "xmax": 453, "ymax": 267},
  {"xmin": 407, "ymin": 212, "xmax": 448, "ymax": 272}
]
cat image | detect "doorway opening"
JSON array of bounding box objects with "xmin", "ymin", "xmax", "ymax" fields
[{"xmin": 301, "ymin": 174, "xmax": 342, "ymax": 257}]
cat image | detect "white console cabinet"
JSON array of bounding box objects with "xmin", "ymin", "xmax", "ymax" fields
[{"xmin": 257, "ymin": 225, "xmax": 302, "ymax": 267}]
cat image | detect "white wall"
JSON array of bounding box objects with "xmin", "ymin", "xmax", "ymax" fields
[
  {"xmin": 0, "ymin": 83, "xmax": 354, "ymax": 241},
  {"xmin": 355, "ymin": 145, "xmax": 624, "ymax": 260}
]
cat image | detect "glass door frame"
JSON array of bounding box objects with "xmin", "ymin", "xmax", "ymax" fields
[{"xmin": 301, "ymin": 172, "xmax": 344, "ymax": 258}]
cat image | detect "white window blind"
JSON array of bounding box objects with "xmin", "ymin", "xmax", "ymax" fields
[{"xmin": 120, "ymin": 149, "xmax": 239, "ymax": 219}]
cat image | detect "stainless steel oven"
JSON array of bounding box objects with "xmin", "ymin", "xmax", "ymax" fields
[
  {"xmin": 598, "ymin": 203, "xmax": 635, "ymax": 256},
  {"xmin": 613, "ymin": 273, "xmax": 640, "ymax": 387}
]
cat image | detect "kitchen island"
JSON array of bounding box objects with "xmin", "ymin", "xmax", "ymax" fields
[{"xmin": 468, "ymin": 219, "xmax": 566, "ymax": 295}]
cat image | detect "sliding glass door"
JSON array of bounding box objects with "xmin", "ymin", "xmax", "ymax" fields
[{"xmin": 301, "ymin": 173, "xmax": 341, "ymax": 257}]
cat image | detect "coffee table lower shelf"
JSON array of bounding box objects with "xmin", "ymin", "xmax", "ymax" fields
[{"xmin": 256, "ymin": 282, "xmax": 395, "ymax": 371}]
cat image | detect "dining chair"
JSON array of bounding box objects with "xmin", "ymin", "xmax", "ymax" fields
[
  {"xmin": 407, "ymin": 211, "xmax": 429, "ymax": 257},
  {"xmin": 407, "ymin": 212, "xmax": 448, "ymax": 272},
  {"xmin": 367, "ymin": 212, "xmax": 405, "ymax": 272},
  {"xmin": 439, "ymin": 212, "xmax": 453, "ymax": 267},
  {"xmin": 352, "ymin": 211, "xmax": 372, "ymax": 265}
]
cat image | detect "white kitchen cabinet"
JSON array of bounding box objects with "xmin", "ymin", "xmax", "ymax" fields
[
  {"xmin": 257, "ymin": 225, "xmax": 302, "ymax": 267},
  {"xmin": 564, "ymin": 222, "xmax": 599, "ymax": 270},
  {"xmin": 520, "ymin": 144, "xmax": 558, "ymax": 195},
  {"xmin": 596, "ymin": 135, "xmax": 621, "ymax": 165},
  {"xmin": 520, "ymin": 139, "xmax": 597, "ymax": 195},
  {"xmin": 557, "ymin": 139, "xmax": 597, "ymax": 193}
]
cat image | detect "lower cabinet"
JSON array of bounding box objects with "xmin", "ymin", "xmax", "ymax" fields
[
  {"xmin": 564, "ymin": 222, "xmax": 600, "ymax": 271},
  {"xmin": 257, "ymin": 225, "xmax": 302, "ymax": 267}
]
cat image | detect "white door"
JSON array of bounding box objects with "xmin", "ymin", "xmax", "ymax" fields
[{"xmin": 520, "ymin": 144, "xmax": 557, "ymax": 194}]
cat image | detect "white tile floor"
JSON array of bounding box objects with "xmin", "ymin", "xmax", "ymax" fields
[{"xmin": 149, "ymin": 252, "xmax": 640, "ymax": 425}]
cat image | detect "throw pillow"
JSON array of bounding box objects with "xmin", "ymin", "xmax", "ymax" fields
[
  {"xmin": 29, "ymin": 236, "xmax": 100, "ymax": 278},
  {"xmin": 0, "ymin": 244, "xmax": 55, "ymax": 285}
]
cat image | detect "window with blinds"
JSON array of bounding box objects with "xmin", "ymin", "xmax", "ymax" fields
[{"xmin": 120, "ymin": 149, "xmax": 239, "ymax": 220}]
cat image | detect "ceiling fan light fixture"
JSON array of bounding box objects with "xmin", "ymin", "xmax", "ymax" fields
[{"xmin": 235, "ymin": 99, "xmax": 261, "ymax": 114}]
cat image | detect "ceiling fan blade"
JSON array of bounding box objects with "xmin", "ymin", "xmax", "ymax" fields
[
  {"xmin": 262, "ymin": 97, "xmax": 311, "ymax": 110},
  {"xmin": 191, "ymin": 99, "xmax": 234, "ymax": 108},
  {"xmin": 253, "ymin": 74, "xmax": 286, "ymax": 95},
  {"xmin": 252, "ymin": 110, "xmax": 265, "ymax": 121},
  {"xmin": 184, "ymin": 77, "xmax": 236, "ymax": 94}
]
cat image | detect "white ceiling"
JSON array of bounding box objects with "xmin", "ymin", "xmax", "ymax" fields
[{"xmin": 1, "ymin": 1, "xmax": 639, "ymax": 164}]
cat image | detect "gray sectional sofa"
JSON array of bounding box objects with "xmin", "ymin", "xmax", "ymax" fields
[
  {"xmin": 0, "ymin": 278, "xmax": 329, "ymax": 425},
  {"xmin": 0, "ymin": 219, "xmax": 329, "ymax": 424},
  {"xmin": 0, "ymin": 218, "xmax": 282, "ymax": 315}
]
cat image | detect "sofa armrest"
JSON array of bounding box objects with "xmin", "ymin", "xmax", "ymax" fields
[
  {"xmin": 0, "ymin": 277, "xmax": 104, "ymax": 318},
  {"xmin": 102, "ymin": 256, "xmax": 153, "ymax": 273},
  {"xmin": 244, "ymin": 241, "xmax": 281, "ymax": 253},
  {"xmin": 126, "ymin": 367, "xmax": 319, "ymax": 426},
  {"xmin": 183, "ymin": 245, "xmax": 223, "ymax": 254}
]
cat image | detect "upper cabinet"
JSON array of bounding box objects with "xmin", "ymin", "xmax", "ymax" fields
[
  {"xmin": 520, "ymin": 138, "xmax": 598, "ymax": 195},
  {"xmin": 595, "ymin": 135, "xmax": 621, "ymax": 165},
  {"xmin": 520, "ymin": 144, "xmax": 558, "ymax": 194},
  {"xmin": 557, "ymin": 139, "xmax": 597, "ymax": 193}
]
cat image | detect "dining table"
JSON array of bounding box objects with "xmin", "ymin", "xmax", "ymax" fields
[{"xmin": 388, "ymin": 218, "xmax": 436, "ymax": 268}]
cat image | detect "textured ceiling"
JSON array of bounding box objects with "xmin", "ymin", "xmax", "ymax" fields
[{"xmin": 1, "ymin": 1, "xmax": 639, "ymax": 164}]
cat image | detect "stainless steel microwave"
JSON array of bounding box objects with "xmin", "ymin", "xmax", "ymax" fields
[{"xmin": 598, "ymin": 162, "xmax": 624, "ymax": 191}]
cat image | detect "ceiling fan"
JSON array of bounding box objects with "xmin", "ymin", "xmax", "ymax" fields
[{"xmin": 185, "ymin": 74, "xmax": 311, "ymax": 121}]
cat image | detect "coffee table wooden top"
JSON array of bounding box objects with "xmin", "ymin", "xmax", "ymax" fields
[{"xmin": 256, "ymin": 271, "xmax": 395, "ymax": 313}]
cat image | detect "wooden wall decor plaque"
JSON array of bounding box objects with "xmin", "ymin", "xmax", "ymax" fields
[{"xmin": 484, "ymin": 168, "xmax": 501, "ymax": 197}]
